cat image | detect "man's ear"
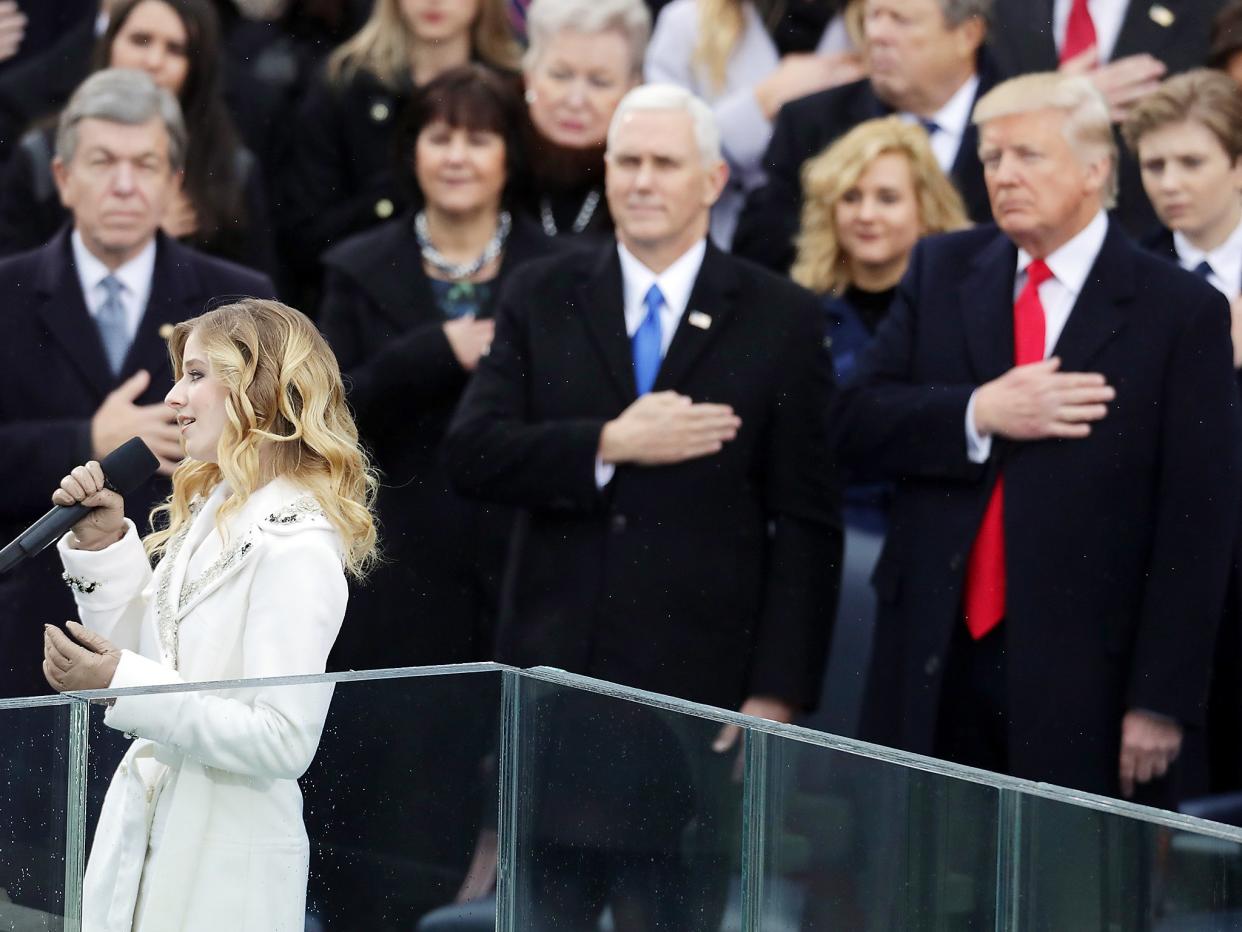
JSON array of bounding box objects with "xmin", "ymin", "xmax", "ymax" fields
[
  {"xmin": 955, "ymin": 15, "xmax": 987, "ymax": 58},
  {"xmin": 1083, "ymin": 154, "xmax": 1113, "ymax": 198},
  {"xmin": 51, "ymin": 156, "xmax": 72, "ymax": 210},
  {"xmin": 703, "ymin": 158, "xmax": 729, "ymax": 208}
]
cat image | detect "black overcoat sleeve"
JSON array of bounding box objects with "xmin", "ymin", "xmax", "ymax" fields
[
  {"xmin": 320, "ymin": 270, "xmax": 465, "ymax": 425},
  {"xmin": 833, "ymin": 244, "xmax": 986, "ymax": 483},
  {"xmin": 443, "ymin": 265, "xmax": 607, "ymax": 512},
  {"xmin": 1129, "ymin": 290, "xmax": 1242, "ymax": 725},
  {"xmin": 746, "ymin": 294, "xmax": 843, "ymax": 710}
]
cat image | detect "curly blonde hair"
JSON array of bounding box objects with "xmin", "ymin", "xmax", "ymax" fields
[
  {"xmin": 328, "ymin": 0, "xmax": 521, "ymax": 89},
  {"xmin": 145, "ymin": 299, "xmax": 379, "ymax": 578},
  {"xmin": 792, "ymin": 116, "xmax": 969, "ymax": 295}
]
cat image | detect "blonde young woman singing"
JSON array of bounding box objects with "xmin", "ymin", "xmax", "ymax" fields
[{"xmin": 41, "ymin": 299, "xmax": 377, "ymax": 932}]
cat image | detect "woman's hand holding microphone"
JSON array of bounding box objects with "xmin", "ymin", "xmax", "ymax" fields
[
  {"xmin": 43, "ymin": 460, "xmax": 127, "ymax": 692},
  {"xmin": 53, "ymin": 460, "xmax": 127, "ymax": 551}
]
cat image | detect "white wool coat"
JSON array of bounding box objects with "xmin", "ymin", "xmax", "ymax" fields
[{"xmin": 57, "ymin": 477, "xmax": 347, "ymax": 932}]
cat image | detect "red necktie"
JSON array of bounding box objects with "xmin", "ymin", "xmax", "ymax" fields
[
  {"xmin": 1061, "ymin": 0, "xmax": 1098, "ymax": 63},
  {"xmin": 963, "ymin": 259, "xmax": 1051, "ymax": 639}
]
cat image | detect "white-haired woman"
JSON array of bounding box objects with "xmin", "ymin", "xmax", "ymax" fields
[
  {"xmin": 519, "ymin": 0, "xmax": 651, "ymax": 238},
  {"xmin": 645, "ymin": 0, "xmax": 865, "ymax": 247}
]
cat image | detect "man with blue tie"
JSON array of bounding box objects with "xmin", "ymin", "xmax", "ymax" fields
[
  {"xmin": 0, "ymin": 69, "xmax": 274, "ymax": 700},
  {"xmin": 446, "ymin": 81, "xmax": 839, "ymax": 929},
  {"xmin": 446, "ymin": 82, "xmax": 841, "ymax": 725}
]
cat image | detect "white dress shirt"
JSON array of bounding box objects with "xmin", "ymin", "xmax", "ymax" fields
[
  {"xmin": 902, "ymin": 74, "xmax": 979, "ymax": 175},
  {"xmin": 1053, "ymin": 0, "xmax": 1127, "ymax": 63},
  {"xmin": 966, "ymin": 210, "xmax": 1110, "ymax": 461},
  {"xmin": 596, "ymin": 239, "xmax": 709, "ymax": 486},
  {"xmin": 1173, "ymin": 214, "xmax": 1242, "ymax": 302},
  {"xmin": 72, "ymin": 230, "xmax": 156, "ymax": 350}
]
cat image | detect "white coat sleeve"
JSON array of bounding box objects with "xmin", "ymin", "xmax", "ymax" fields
[
  {"xmin": 103, "ymin": 525, "xmax": 347, "ymax": 780},
  {"xmin": 56, "ymin": 519, "xmax": 151, "ymax": 652}
]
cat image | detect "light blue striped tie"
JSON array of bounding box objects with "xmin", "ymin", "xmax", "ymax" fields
[
  {"xmin": 96, "ymin": 275, "xmax": 128, "ymax": 375},
  {"xmin": 632, "ymin": 284, "xmax": 664, "ymax": 395}
]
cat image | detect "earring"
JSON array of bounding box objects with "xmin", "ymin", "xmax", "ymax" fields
[{"xmin": 524, "ymin": 88, "xmax": 537, "ymax": 105}]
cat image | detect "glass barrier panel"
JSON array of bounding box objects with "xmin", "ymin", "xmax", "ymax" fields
[
  {"xmin": 1013, "ymin": 790, "xmax": 1242, "ymax": 931},
  {"xmin": 505, "ymin": 674, "xmax": 748, "ymax": 931},
  {"xmin": 752, "ymin": 729, "xmax": 1000, "ymax": 931},
  {"xmin": 79, "ymin": 667, "xmax": 503, "ymax": 932},
  {"xmin": 0, "ymin": 696, "xmax": 74, "ymax": 932},
  {"xmin": 514, "ymin": 668, "xmax": 1242, "ymax": 932}
]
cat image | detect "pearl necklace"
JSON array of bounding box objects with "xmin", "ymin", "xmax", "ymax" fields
[
  {"xmin": 540, "ymin": 189, "xmax": 601, "ymax": 236},
  {"xmin": 415, "ymin": 210, "xmax": 511, "ymax": 280}
]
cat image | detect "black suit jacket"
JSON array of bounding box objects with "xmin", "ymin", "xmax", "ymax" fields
[
  {"xmin": 320, "ymin": 214, "xmax": 558, "ymax": 668},
  {"xmin": 988, "ymin": 0, "xmax": 1229, "ymax": 237},
  {"xmin": 836, "ymin": 220, "xmax": 1242, "ymax": 796},
  {"xmin": 444, "ymin": 241, "xmax": 842, "ymax": 712},
  {"xmin": 0, "ymin": 229, "xmax": 274, "ymax": 698},
  {"xmin": 732, "ymin": 58, "xmax": 998, "ymax": 274},
  {"xmin": 988, "ymin": 0, "xmax": 1226, "ymax": 79},
  {"xmin": 1142, "ymin": 223, "xmax": 1242, "ymax": 797}
]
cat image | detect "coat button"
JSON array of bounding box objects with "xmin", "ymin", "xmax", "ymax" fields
[
  {"xmin": 924, "ymin": 655, "xmax": 940, "ymax": 676},
  {"xmin": 823, "ymin": 336, "xmax": 833, "ymax": 350},
  {"xmin": 611, "ymin": 514, "xmax": 627, "ymax": 534},
  {"xmin": 949, "ymin": 552, "xmax": 963, "ymax": 571},
  {"xmin": 370, "ymin": 102, "xmax": 390, "ymax": 122},
  {"xmin": 374, "ymin": 198, "xmax": 394, "ymax": 219}
]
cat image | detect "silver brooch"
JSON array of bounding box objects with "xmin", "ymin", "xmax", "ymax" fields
[
  {"xmin": 266, "ymin": 496, "xmax": 325, "ymax": 526},
  {"xmin": 62, "ymin": 573, "xmax": 99, "ymax": 595}
]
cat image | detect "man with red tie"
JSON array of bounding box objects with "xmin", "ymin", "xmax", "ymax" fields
[{"xmin": 836, "ymin": 71, "xmax": 1242, "ymax": 805}]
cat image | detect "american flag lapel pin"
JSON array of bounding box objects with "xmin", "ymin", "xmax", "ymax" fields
[
  {"xmin": 1148, "ymin": 4, "xmax": 1174, "ymax": 27},
  {"xmin": 687, "ymin": 310, "xmax": 712, "ymax": 330}
]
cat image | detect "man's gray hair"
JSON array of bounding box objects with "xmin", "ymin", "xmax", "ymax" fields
[
  {"xmin": 524, "ymin": 0, "xmax": 651, "ymax": 78},
  {"xmin": 56, "ymin": 68, "xmax": 187, "ymax": 172},
  {"xmin": 607, "ymin": 83, "xmax": 721, "ymax": 165},
  {"xmin": 973, "ymin": 71, "xmax": 1118, "ymax": 207},
  {"xmin": 938, "ymin": 0, "xmax": 992, "ymax": 27}
]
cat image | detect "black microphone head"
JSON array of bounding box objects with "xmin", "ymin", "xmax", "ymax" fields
[{"xmin": 100, "ymin": 438, "xmax": 161, "ymax": 495}]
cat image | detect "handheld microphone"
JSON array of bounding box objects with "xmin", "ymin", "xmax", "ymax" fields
[{"xmin": 0, "ymin": 438, "xmax": 160, "ymax": 574}]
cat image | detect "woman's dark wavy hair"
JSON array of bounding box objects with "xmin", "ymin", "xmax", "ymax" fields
[
  {"xmin": 96, "ymin": 0, "xmax": 247, "ymax": 252},
  {"xmin": 396, "ymin": 64, "xmax": 528, "ymax": 208}
]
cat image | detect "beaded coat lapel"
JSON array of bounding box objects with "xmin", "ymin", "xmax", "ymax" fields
[
  {"xmin": 153, "ymin": 498, "xmax": 260, "ymax": 668},
  {"xmin": 152, "ymin": 492, "xmax": 325, "ymax": 667}
]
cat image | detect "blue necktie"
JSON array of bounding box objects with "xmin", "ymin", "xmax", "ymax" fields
[
  {"xmin": 1194, "ymin": 260, "xmax": 1214, "ymax": 281},
  {"xmin": 917, "ymin": 117, "xmax": 940, "ymax": 136},
  {"xmin": 96, "ymin": 275, "xmax": 128, "ymax": 375},
  {"xmin": 632, "ymin": 284, "xmax": 664, "ymax": 395}
]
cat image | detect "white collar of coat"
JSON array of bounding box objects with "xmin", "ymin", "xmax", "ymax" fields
[{"xmin": 158, "ymin": 478, "xmax": 333, "ymax": 640}]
